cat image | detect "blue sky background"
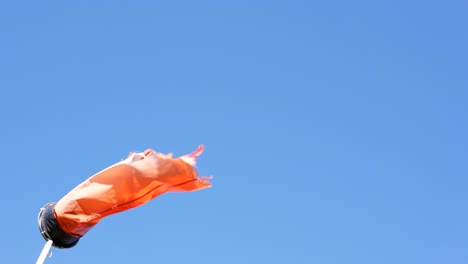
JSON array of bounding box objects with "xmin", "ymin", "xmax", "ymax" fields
[{"xmin": 0, "ymin": 1, "xmax": 467, "ymax": 263}]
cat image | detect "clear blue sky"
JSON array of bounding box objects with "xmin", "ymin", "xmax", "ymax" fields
[{"xmin": 0, "ymin": 1, "xmax": 467, "ymax": 263}]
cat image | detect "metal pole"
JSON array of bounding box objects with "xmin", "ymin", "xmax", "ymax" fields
[{"xmin": 36, "ymin": 240, "xmax": 53, "ymax": 264}]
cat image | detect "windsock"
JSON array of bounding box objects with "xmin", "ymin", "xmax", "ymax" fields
[{"xmin": 38, "ymin": 145, "xmax": 211, "ymax": 248}]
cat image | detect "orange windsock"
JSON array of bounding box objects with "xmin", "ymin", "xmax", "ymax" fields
[{"xmin": 38, "ymin": 145, "xmax": 211, "ymax": 248}]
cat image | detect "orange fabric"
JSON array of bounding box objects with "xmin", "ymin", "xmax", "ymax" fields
[{"xmin": 54, "ymin": 145, "xmax": 211, "ymax": 237}]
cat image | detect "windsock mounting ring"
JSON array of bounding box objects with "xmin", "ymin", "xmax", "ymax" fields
[{"xmin": 38, "ymin": 202, "xmax": 80, "ymax": 249}]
